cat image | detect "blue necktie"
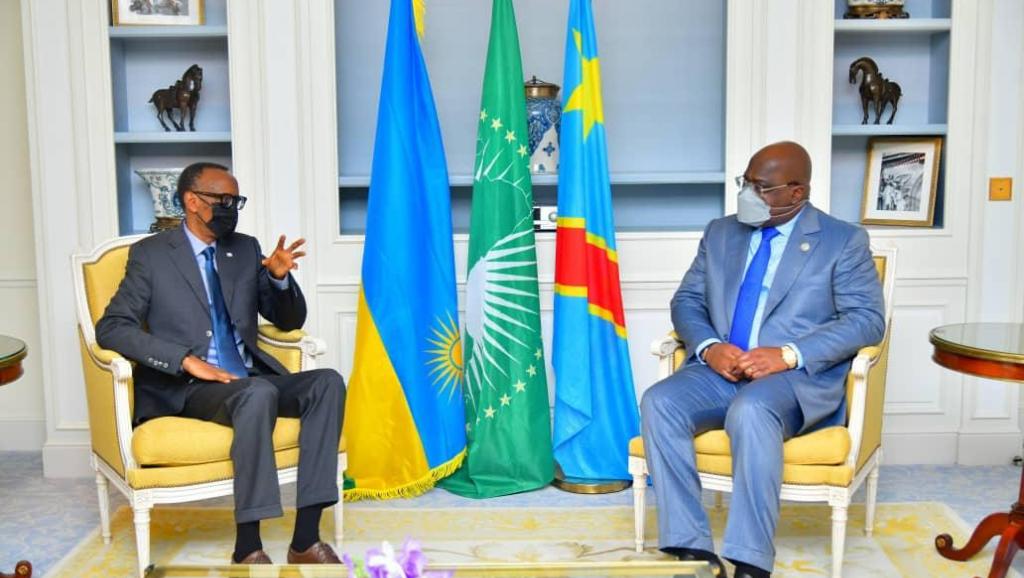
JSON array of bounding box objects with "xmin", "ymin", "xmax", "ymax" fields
[
  {"xmin": 729, "ymin": 227, "xmax": 780, "ymax": 351},
  {"xmin": 202, "ymin": 247, "xmax": 248, "ymax": 378}
]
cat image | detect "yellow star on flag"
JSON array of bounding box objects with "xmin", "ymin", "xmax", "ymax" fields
[
  {"xmin": 527, "ymin": 365, "xmax": 537, "ymax": 377},
  {"xmin": 534, "ymin": 348, "xmax": 542, "ymax": 359},
  {"xmin": 480, "ymin": 109, "xmax": 488, "ymax": 121},
  {"xmin": 505, "ymin": 130, "xmax": 516, "ymax": 143},
  {"xmin": 491, "ymin": 118, "xmax": 503, "ymax": 131},
  {"xmin": 484, "ymin": 406, "xmax": 497, "ymax": 419},
  {"xmin": 517, "ymin": 144, "xmax": 528, "ymax": 157},
  {"xmin": 563, "ymin": 29, "xmax": 604, "ymax": 140},
  {"xmin": 500, "ymin": 394, "xmax": 511, "ymax": 406},
  {"xmin": 514, "ymin": 380, "xmax": 526, "ymax": 393}
]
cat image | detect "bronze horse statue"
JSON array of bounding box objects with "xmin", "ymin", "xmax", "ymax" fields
[
  {"xmin": 849, "ymin": 57, "xmax": 901, "ymax": 125},
  {"xmin": 149, "ymin": 64, "xmax": 203, "ymax": 132}
]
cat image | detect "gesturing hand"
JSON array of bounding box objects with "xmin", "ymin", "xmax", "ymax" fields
[
  {"xmin": 734, "ymin": 347, "xmax": 789, "ymax": 381},
  {"xmin": 705, "ymin": 342, "xmax": 744, "ymax": 383},
  {"xmin": 182, "ymin": 355, "xmax": 238, "ymax": 383},
  {"xmin": 262, "ymin": 235, "xmax": 306, "ymax": 280}
]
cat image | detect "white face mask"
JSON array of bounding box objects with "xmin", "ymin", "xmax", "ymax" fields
[
  {"xmin": 736, "ymin": 184, "xmax": 807, "ymax": 227},
  {"xmin": 737, "ymin": 184, "xmax": 771, "ymax": 227}
]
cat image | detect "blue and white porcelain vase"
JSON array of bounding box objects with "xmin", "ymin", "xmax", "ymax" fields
[
  {"xmin": 135, "ymin": 168, "xmax": 185, "ymax": 232},
  {"xmin": 525, "ymin": 76, "xmax": 561, "ymax": 175}
]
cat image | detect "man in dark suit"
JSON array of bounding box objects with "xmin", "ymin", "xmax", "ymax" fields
[
  {"xmin": 97, "ymin": 162, "xmax": 346, "ymax": 565},
  {"xmin": 641, "ymin": 142, "xmax": 885, "ymax": 578}
]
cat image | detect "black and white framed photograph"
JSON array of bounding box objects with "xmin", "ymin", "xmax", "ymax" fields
[
  {"xmin": 861, "ymin": 137, "xmax": 942, "ymax": 227},
  {"xmin": 111, "ymin": 0, "xmax": 204, "ymax": 26}
]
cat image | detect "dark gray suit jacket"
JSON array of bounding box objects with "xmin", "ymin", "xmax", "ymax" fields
[
  {"xmin": 671, "ymin": 205, "xmax": 886, "ymax": 431},
  {"xmin": 96, "ymin": 226, "xmax": 306, "ymax": 424}
]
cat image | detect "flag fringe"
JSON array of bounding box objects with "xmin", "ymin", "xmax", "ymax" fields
[{"xmin": 343, "ymin": 449, "xmax": 465, "ymax": 502}]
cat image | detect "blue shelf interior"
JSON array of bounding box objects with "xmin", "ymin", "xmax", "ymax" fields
[
  {"xmin": 833, "ymin": 0, "xmax": 951, "ymax": 19},
  {"xmin": 110, "ymin": 0, "xmax": 231, "ymax": 235},
  {"xmin": 335, "ymin": 0, "xmax": 726, "ymax": 233},
  {"xmin": 831, "ymin": 0, "xmax": 950, "ymax": 228},
  {"xmin": 339, "ymin": 183, "xmax": 724, "ymax": 236},
  {"xmin": 116, "ymin": 142, "xmax": 232, "ymax": 235}
]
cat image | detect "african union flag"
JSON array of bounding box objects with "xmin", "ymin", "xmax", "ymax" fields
[
  {"xmin": 552, "ymin": 0, "xmax": 639, "ymax": 482},
  {"xmin": 343, "ymin": 0, "xmax": 465, "ymax": 499}
]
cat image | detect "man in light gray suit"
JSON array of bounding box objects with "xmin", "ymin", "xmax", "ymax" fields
[
  {"xmin": 97, "ymin": 162, "xmax": 345, "ymax": 565},
  {"xmin": 641, "ymin": 142, "xmax": 885, "ymax": 578}
]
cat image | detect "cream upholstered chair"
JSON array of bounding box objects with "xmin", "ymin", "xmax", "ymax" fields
[
  {"xmin": 73, "ymin": 235, "xmax": 347, "ymax": 578},
  {"xmin": 628, "ymin": 246, "xmax": 896, "ymax": 578}
]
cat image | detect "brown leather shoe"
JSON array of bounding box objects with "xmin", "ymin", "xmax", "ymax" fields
[
  {"xmin": 232, "ymin": 550, "xmax": 273, "ymax": 564},
  {"xmin": 287, "ymin": 541, "xmax": 341, "ymax": 564}
]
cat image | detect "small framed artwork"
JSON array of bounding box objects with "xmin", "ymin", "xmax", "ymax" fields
[
  {"xmin": 111, "ymin": 0, "xmax": 205, "ymax": 26},
  {"xmin": 860, "ymin": 137, "xmax": 942, "ymax": 227}
]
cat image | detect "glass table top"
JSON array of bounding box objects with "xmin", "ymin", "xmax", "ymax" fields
[
  {"xmin": 930, "ymin": 323, "xmax": 1024, "ymax": 364},
  {"xmin": 147, "ymin": 561, "xmax": 714, "ymax": 578},
  {"xmin": 0, "ymin": 335, "xmax": 26, "ymax": 367}
]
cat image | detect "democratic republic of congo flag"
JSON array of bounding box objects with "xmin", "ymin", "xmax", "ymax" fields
[
  {"xmin": 344, "ymin": 0, "xmax": 466, "ymax": 500},
  {"xmin": 552, "ymin": 0, "xmax": 640, "ymax": 482}
]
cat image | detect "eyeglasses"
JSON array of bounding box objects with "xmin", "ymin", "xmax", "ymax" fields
[
  {"xmin": 191, "ymin": 190, "xmax": 247, "ymax": 210},
  {"xmin": 734, "ymin": 176, "xmax": 798, "ymax": 197}
]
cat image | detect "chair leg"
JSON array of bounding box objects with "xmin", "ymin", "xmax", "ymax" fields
[
  {"xmin": 133, "ymin": 503, "xmax": 152, "ymax": 578},
  {"xmin": 831, "ymin": 504, "xmax": 848, "ymax": 578},
  {"xmin": 334, "ymin": 500, "xmax": 344, "ymax": 547},
  {"xmin": 865, "ymin": 464, "xmax": 880, "ymax": 537},
  {"xmin": 714, "ymin": 491, "xmax": 723, "ymax": 511},
  {"xmin": 95, "ymin": 471, "xmax": 111, "ymax": 544},
  {"xmin": 632, "ymin": 469, "xmax": 646, "ymax": 553}
]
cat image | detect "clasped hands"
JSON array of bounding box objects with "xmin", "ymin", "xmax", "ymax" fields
[{"xmin": 705, "ymin": 342, "xmax": 789, "ymax": 383}]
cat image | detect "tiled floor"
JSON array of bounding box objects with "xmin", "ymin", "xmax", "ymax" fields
[{"xmin": 2, "ymin": 451, "xmax": 1023, "ymax": 575}]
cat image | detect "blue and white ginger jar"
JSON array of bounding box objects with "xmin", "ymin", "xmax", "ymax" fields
[{"xmin": 525, "ymin": 76, "xmax": 561, "ymax": 175}]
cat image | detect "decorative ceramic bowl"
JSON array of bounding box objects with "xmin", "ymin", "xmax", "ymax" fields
[
  {"xmin": 135, "ymin": 168, "xmax": 185, "ymax": 232},
  {"xmin": 525, "ymin": 76, "xmax": 561, "ymax": 175}
]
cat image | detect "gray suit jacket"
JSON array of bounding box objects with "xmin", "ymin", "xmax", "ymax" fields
[
  {"xmin": 96, "ymin": 226, "xmax": 306, "ymax": 424},
  {"xmin": 671, "ymin": 204, "xmax": 885, "ymax": 431}
]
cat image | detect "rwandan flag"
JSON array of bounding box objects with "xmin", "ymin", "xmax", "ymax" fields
[
  {"xmin": 552, "ymin": 0, "xmax": 640, "ymax": 482},
  {"xmin": 343, "ymin": 0, "xmax": 466, "ymax": 500}
]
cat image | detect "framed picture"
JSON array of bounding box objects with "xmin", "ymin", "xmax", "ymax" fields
[
  {"xmin": 860, "ymin": 137, "xmax": 942, "ymax": 227},
  {"xmin": 111, "ymin": 0, "xmax": 204, "ymax": 26}
]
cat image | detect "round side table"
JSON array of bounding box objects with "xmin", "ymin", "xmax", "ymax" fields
[
  {"xmin": 930, "ymin": 323, "xmax": 1024, "ymax": 578},
  {"xmin": 0, "ymin": 335, "xmax": 27, "ymax": 386}
]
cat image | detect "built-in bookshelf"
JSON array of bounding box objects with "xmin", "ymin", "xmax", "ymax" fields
[
  {"xmin": 108, "ymin": 0, "xmax": 232, "ymax": 235},
  {"xmin": 829, "ymin": 0, "xmax": 951, "ymax": 228},
  {"xmin": 334, "ymin": 0, "xmax": 727, "ymax": 234}
]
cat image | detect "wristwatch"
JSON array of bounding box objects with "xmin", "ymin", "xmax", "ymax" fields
[{"xmin": 780, "ymin": 345, "xmax": 798, "ymax": 369}]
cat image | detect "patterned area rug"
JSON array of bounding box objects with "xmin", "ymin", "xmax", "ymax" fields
[{"xmin": 46, "ymin": 502, "xmax": 1017, "ymax": 577}]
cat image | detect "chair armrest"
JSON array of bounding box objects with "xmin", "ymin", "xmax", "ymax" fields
[
  {"xmin": 651, "ymin": 332, "xmax": 685, "ymax": 380},
  {"xmin": 844, "ymin": 344, "xmax": 886, "ymax": 469},
  {"xmin": 80, "ymin": 338, "xmax": 137, "ymax": 474},
  {"xmin": 257, "ymin": 324, "xmax": 327, "ymax": 372}
]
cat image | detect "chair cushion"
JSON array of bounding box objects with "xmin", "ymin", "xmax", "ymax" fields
[
  {"xmin": 692, "ymin": 426, "xmax": 850, "ymax": 465},
  {"xmin": 128, "ymin": 448, "xmax": 301, "ymax": 489},
  {"xmin": 629, "ymin": 426, "xmax": 852, "ymax": 485},
  {"xmin": 132, "ymin": 417, "xmax": 348, "ymax": 467}
]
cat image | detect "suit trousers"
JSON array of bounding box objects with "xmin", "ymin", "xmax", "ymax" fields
[
  {"xmin": 640, "ymin": 364, "xmax": 804, "ymax": 572},
  {"xmin": 180, "ymin": 368, "xmax": 346, "ymax": 523}
]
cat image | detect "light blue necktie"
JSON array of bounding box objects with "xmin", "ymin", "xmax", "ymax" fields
[
  {"xmin": 729, "ymin": 227, "xmax": 779, "ymax": 351},
  {"xmin": 201, "ymin": 247, "xmax": 248, "ymax": 377}
]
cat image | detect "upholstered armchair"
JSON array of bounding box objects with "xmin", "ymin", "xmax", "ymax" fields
[
  {"xmin": 73, "ymin": 235, "xmax": 346, "ymax": 578},
  {"xmin": 628, "ymin": 247, "xmax": 896, "ymax": 578}
]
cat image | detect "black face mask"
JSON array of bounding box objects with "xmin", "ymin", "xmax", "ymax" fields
[{"xmin": 203, "ymin": 205, "xmax": 238, "ymax": 239}]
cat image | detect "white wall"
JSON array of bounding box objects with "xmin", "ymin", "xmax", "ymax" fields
[{"xmin": 0, "ymin": 0, "xmax": 45, "ymax": 450}]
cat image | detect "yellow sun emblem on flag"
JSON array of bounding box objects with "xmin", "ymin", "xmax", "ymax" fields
[{"xmin": 426, "ymin": 312, "xmax": 464, "ymax": 400}]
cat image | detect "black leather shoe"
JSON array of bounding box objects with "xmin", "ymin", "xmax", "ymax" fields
[
  {"xmin": 730, "ymin": 562, "xmax": 770, "ymax": 578},
  {"xmin": 660, "ymin": 548, "xmax": 728, "ymax": 578}
]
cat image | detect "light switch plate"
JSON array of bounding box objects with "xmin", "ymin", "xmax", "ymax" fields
[{"xmin": 989, "ymin": 177, "xmax": 1013, "ymax": 201}]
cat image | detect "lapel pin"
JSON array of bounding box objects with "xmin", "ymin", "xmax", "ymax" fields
[
  {"xmin": 226, "ymin": 252, "xmax": 233, "ymax": 258},
  {"xmin": 800, "ymin": 242, "xmax": 810, "ymax": 252}
]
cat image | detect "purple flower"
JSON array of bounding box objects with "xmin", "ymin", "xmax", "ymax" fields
[{"xmin": 366, "ymin": 542, "xmax": 407, "ymax": 578}]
